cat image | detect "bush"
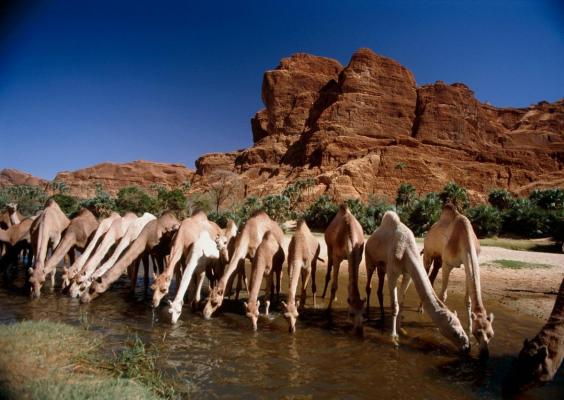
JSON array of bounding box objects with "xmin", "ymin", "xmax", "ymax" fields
[
  {"xmin": 501, "ymin": 198, "xmax": 551, "ymax": 238},
  {"xmin": 261, "ymin": 194, "xmax": 291, "ymax": 223},
  {"xmin": 405, "ymin": 192, "xmax": 442, "ymax": 236},
  {"xmin": 467, "ymin": 204, "xmax": 502, "ymax": 238},
  {"xmin": 208, "ymin": 210, "xmax": 242, "ymax": 228},
  {"xmin": 396, "ymin": 183, "xmax": 417, "ymax": 210},
  {"xmin": 303, "ymin": 195, "xmax": 338, "ymax": 230},
  {"xmin": 81, "ymin": 184, "xmax": 116, "ymax": 217},
  {"xmin": 488, "ymin": 188, "xmax": 514, "ymax": 210},
  {"xmin": 0, "ymin": 185, "xmax": 48, "ymax": 216},
  {"xmin": 439, "ymin": 181, "xmax": 469, "ymax": 210},
  {"xmin": 115, "ymin": 187, "xmax": 155, "ymax": 215},
  {"xmin": 529, "ymin": 188, "xmax": 564, "ymax": 210},
  {"xmin": 153, "ymin": 187, "xmax": 187, "ymax": 217},
  {"xmin": 50, "ymin": 194, "xmax": 81, "ymax": 216}
]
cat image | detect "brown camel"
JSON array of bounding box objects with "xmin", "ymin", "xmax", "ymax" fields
[
  {"xmin": 70, "ymin": 212, "xmax": 138, "ymax": 298},
  {"xmin": 81, "ymin": 212, "xmax": 180, "ymax": 303},
  {"xmin": 61, "ymin": 212, "xmax": 121, "ymax": 289},
  {"xmin": 29, "ymin": 209, "xmax": 98, "ymax": 297},
  {"xmin": 441, "ymin": 213, "xmax": 494, "ymax": 358},
  {"xmin": 203, "ymin": 211, "xmax": 284, "ymax": 319},
  {"xmin": 505, "ymin": 277, "xmax": 564, "ymax": 393},
  {"xmin": 29, "ymin": 199, "xmax": 70, "ymax": 298},
  {"xmin": 6, "ymin": 204, "xmax": 23, "ymax": 225},
  {"xmin": 322, "ymin": 205, "xmax": 365, "ymax": 335},
  {"xmin": 151, "ymin": 211, "xmax": 221, "ymax": 308},
  {"xmin": 281, "ymin": 220, "xmax": 321, "ymax": 333},
  {"xmin": 365, "ymin": 211, "xmax": 470, "ymax": 351},
  {"xmin": 215, "ymin": 219, "xmax": 247, "ymax": 300},
  {"xmin": 244, "ymin": 231, "xmax": 285, "ymax": 330},
  {"xmin": 0, "ymin": 218, "xmax": 34, "ymax": 268}
]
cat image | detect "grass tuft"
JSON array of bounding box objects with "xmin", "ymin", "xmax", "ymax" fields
[{"xmin": 492, "ymin": 259, "xmax": 552, "ymax": 269}]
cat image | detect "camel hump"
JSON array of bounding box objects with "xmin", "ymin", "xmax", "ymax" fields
[{"xmin": 339, "ymin": 203, "xmax": 349, "ymax": 213}]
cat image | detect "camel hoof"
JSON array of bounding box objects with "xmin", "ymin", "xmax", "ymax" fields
[
  {"xmin": 399, "ymin": 328, "xmax": 408, "ymax": 336},
  {"xmin": 392, "ymin": 335, "xmax": 400, "ymax": 348}
]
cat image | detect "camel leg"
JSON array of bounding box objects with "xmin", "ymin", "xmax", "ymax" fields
[
  {"xmin": 388, "ymin": 270, "xmax": 400, "ymax": 344},
  {"xmin": 311, "ymin": 258, "xmax": 318, "ymax": 308},
  {"xmin": 439, "ymin": 264, "xmax": 453, "ymax": 303},
  {"xmin": 429, "ymin": 257, "xmax": 441, "ymax": 287},
  {"xmin": 397, "ymin": 273, "xmax": 412, "ymax": 335},
  {"xmin": 50, "ymin": 269, "xmax": 56, "ymax": 291},
  {"xmin": 327, "ymin": 258, "xmax": 341, "ymax": 310},
  {"xmin": 193, "ymin": 270, "xmax": 206, "ymax": 310},
  {"xmin": 365, "ymin": 260, "xmax": 377, "ymax": 319},
  {"xmin": 465, "ymin": 277, "xmax": 472, "ymax": 333},
  {"xmin": 419, "ymin": 254, "xmax": 435, "ymax": 313},
  {"xmin": 377, "ymin": 267, "xmax": 386, "ymax": 322},
  {"xmin": 234, "ymin": 266, "xmax": 243, "ymax": 300},
  {"xmin": 300, "ymin": 267, "xmax": 311, "ymax": 308},
  {"xmin": 264, "ymin": 273, "xmax": 272, "ymax": 316},
  {"xmin": 322, "ymin": 250, "xmax": 333, "ymax": 299},
  {"xmin": 131, "ymin": 259, "xmax": 140, "ymax": 293}
]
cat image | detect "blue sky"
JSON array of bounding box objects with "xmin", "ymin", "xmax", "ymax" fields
[{"xmin": 1, "ymin": 0, "xmax": 563, "ymax": 180}]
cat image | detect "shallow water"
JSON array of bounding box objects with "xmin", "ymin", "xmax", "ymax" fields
[{"xmin": 0, "ymin": 265, "xmax": 562, "ymax": 399}]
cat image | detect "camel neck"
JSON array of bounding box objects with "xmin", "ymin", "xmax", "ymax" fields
[{"xmin": 464, "ymin": 237, "xmax": 485, "ymax": 313}]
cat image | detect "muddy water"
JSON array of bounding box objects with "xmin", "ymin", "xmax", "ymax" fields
[{"xmin": 0, "ymin": 266, "xmax": 562, "ymax": 399}]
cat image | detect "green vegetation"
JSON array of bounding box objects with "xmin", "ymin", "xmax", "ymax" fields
[
  {"xmin": 1, "ymin": 179, "xmax": 562, "ymax": 244},
  {"xmin": 0, "ymin": 320, "xmax": 174, "ymax": 399},
  {"xmin": 479, "ymin": 237, "xmax": 561, "ymax": 253},
  {"xmin": 491, "ymin": 259, "xmax": 552, "ymax": 269}
]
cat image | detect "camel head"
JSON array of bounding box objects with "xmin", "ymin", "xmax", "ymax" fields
[
  {"xmin": 6, "ymin": 203, "xmax": 17, "ymax": 213},
  {"xmin": 69, "ymin": 281, "xmax": 84, "ymax": 298},
  {"xmin": 347, "ymin": 297, "xmax": 366, "ymax": 336},
  {"xmin": 168, "ymin": 300, "xmax": 183, "ymax": 324},
  {"xmin": 441, "ymin": 309, "xmax": 470, "ymax": 353},
  {"xmin": 472, "ymin": 311, "xmax": 494, "ymax": 359},
  {"xmin": 151, "ymin": 274, "xmax": 171, "ymax": 308},
  {"xmin": 281, "ymin": 300, "xmax": 299, "ymax": 333},
  {"xmin": 215, "ymin": 234, "xmax": 230, "ymax": 264},
  {"xmin": 203, "ymin": 286, "xmax": 224, "ymax": 319},
  {"xmin": 244, "ymin": 300, "xmax": 260, "ymax": 331},
  {"xmin": 61, "ymin": 266, "xmax": 77, "ymax": 289},
  {"xmin": 28, "ymin": 267, "xmax": 46, "ymax": 299},
  {"xmin": 504, "ymin": 337, "xmax": 551, "ymax": 393}
]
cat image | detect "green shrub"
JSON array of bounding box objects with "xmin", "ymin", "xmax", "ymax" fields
[
  {"xmin": 208, "ymin": 210, "xmax": 242, "ymax": 228},
  {"xmin": 50, "ymin": 194, "xmax": 81, "ymax": 216},
  {"xmin": 529, "ymin": 188, "xmax": 564, "ymax": 210},
  {"xmin": 153, "ymin": 187, "xmax": 187, "ymax": 217},
  {"xmin": 261, "ymin": 194, "xmax": 291, "ymax": 223},
  {"xmin": 115, "ymin": 187, "xmax": 155, "ymax": 215},
  {"xmin": 303, "ymin": 195, "xmax": 338, "ymax": 230},
  {"xmin": 501, "ymin": 198, "xmax": 551, "ymax": 238},
  {"xmin": 396, "ymin": 183, "xmax": 417, "ymax": 210},
  {"xmin": 439, "ymin": 181, "xmax": 469, "ymax": 210},
  {"xmin": 237, "ymin": 196, "xmax": 263, "ymax": 222},
  {"xmin": 0, "ymin": 185, "xmax": 48, "ymax": 216},
  {"xmin": 81, "ymin": 184, "xmax": 116, "ymax": 217},
  {"xmin": 406, "ymin": 192, "xmax": 442, "ymax": 236},
  {"xmin": 467, "ymin": 204, "xmax": 502, "ymax": 238},
  {"xmin": 488, "ymin": 188, "xmax": 514, "ymax": 210}
]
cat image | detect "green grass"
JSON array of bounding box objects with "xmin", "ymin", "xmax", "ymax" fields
[
  {"xmin": 479, "ymin": 237, "xmax": 561, "ymax": 253},
  {"xmin": 491, "ymin": 259, "xmax": 552, "ymax": 270},
  {"xmin": 0, "ymin": 320, "xmax": 175, "ymax": 400}
]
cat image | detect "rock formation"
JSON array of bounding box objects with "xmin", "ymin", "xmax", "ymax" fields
[{"xmin": 2, "ymin": 49, "xmax": 563, "ymax": 202}]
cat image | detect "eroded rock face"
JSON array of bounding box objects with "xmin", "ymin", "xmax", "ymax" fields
[
  {"xmin": 3, "ymin": 49, "xmax": 562, "ymax": 203},
  {"xmin": 0, "ymin": 169, "xmax": 48, "ymax": 188},
  {"xmin": 54, "ymin": 160, "xmax": 194, "ymax": 197},
  {"xmin": 195, "ymin": 48, "xmax": 563, "ymax": 203}
]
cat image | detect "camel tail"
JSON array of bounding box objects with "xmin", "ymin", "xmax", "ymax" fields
[
  {"xmin": 420, "ymin": 248, "xmax": 424, "ymax": 256},
  {"xmin": 317, "ymin": 256, "xmax": 325, "ymax": 262}
]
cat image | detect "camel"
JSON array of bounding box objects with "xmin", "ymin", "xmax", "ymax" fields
[
  {"xmin": 168, "ymin": 230, "xmax": 222, "ymax": 324},
  {"xmin": 61, "ymin": 212, "xmax": 121, "ymax": 289},
  {"xmin": 29, "ymin": 199, "xmax": 70, "ymax": 298},
  {"xmin": 365, "ymin": 211, "xmax": 470, "ymax": 351},
  {"xmin": 244, "ymin": 231, "xmax": 285, "ymax": 331},
  {"xmin": 81, "ymin": 212, "xmax": 180, "ymax": 303},
  {"xmin": 6, "ymin": 204, "xmax": 23, "ymax": 225},
  {"xmin": 505, "ymin": 277, "xmax": 564, "ymax": 393},
  {"xmin": 215, "ymin": 219, "xmax": 248, "ymax": 300},
  {"xmin": 69, "ymin": 212, "xmax": 138, "ymax": 297},
  {"xmin": 151, "ymin": 211, "xmax": 222, "ymax": 308},
  {"xmin": 203, "ymin": 211, "xmax": 284, "ymax": 319},
  {"xmin": 438, "ymin": 210, "xmax": 494, "ymax": 358},
  {"xmin": 29, "ymin": 209, "xmax": 99, "ymax": 297},
  {"xmin": 281, "ymin": 220, "xmax": 321, "ymax": 333},
  {"xmin": 321, "ymin": 204, "xmax": 365, "ymax": 335},
  {"xmin": 0, "ymin": 218, "xmax": 34, "ymax": 268},
  {"xmin": 90, "ymin": 212, "xmax": 156, "ymax": 280}
]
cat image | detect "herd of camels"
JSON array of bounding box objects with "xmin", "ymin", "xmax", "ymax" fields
[{"xmin": 0, "ymin": 198, "xmax": 562, "ymax": 391}]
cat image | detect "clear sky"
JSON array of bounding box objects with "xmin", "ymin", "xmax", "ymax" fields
[{"xmin": 1, "ymin": 0, "xmax": 563, "ymax": 180}]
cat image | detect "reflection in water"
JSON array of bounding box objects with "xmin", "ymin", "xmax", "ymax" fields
[{"xmin": 0, "ymin": 269, "xmax": 562, "ymax": 399}]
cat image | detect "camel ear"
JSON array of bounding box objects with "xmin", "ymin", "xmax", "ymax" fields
[
  {"xmin": 488, "ymin": 313, "xmax": 494, "ymax": 323},
  {"xmin": 281, "ymin": 301, "xmax": 287, "ymax": 308},
  {"xmin": 471, "ymin": 312, "xmax": 476, "ymax": 320},
  {"xmin": 453, "ymin": 310, "xmax": 458, "ymax": 317},
  {"xmin": 296, "ymin": 300, "xmax": 300, "ymax": 308},
  {"xmin": 168, "ymin": 299, "xmax": 173, "ymax": 306},
  {"xmin": 28, "ymin": 267, "xmax": 34, "ymax": 275},
  {"xmin": 244, "ymin": 302, "xmax": 248, "ymax": 309},
  {"xmin": 257, "ymin": 300, "xmax": 260, "ymax": 308}
]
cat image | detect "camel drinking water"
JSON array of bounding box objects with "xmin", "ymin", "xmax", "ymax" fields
[{"xmin": 365, "ymin": 211, "xmax": 470, "ymax": 351}]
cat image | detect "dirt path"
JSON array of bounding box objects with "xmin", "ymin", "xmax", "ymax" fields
[{"xmin": 284, "ymin": 234, "xmax": 564, "ymax": 321}]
